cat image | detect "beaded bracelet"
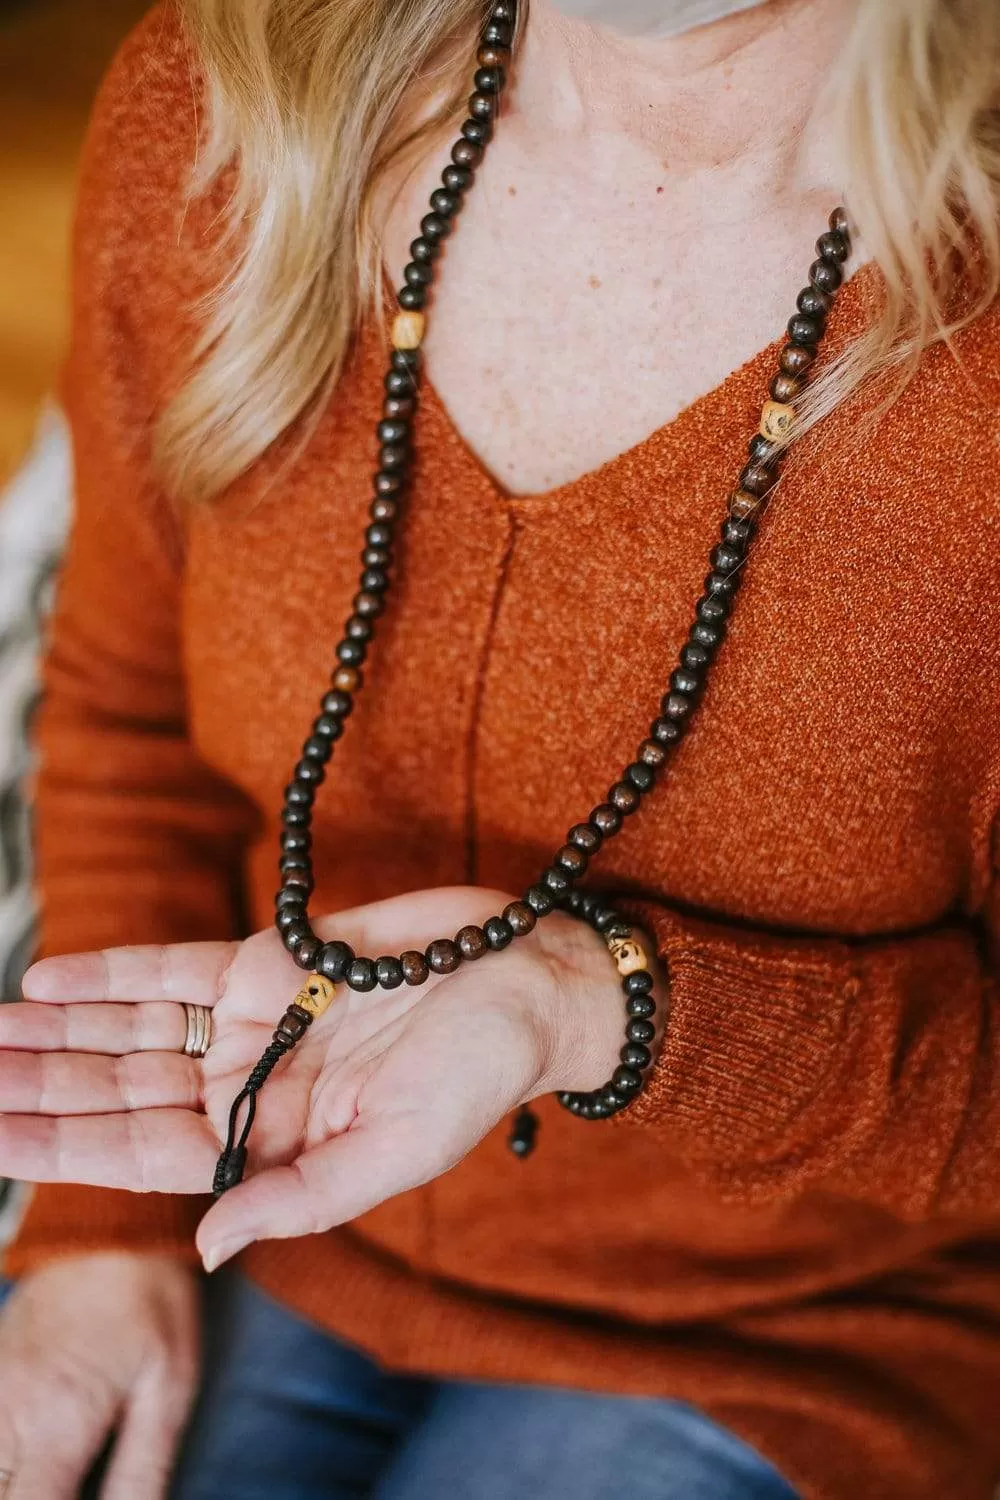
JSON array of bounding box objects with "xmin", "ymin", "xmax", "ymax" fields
[{"xmin": 507, "ymin": 892, "xmax": 662, "ymax": 1157}]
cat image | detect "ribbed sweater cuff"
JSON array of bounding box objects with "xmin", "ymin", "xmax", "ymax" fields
[
  {"xmin": 619, "ymin": 899, "xmax": 856, "ymax": 1153},
  {"xmin": 2, "ymin": 1185, "xmax": 205, "ymax": 1278}
]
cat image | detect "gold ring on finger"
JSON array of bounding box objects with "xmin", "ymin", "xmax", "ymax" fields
[{"xmin": 182, "ymin": 1002, "xmax": 213, "ymax": 1059}]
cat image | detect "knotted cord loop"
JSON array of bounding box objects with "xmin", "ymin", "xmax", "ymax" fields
[{"xmin": 213, "ymin": 1036, "xmax": 294, "ymax": 1196}]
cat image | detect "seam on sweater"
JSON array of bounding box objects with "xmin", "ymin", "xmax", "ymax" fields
[{"xmin": 462, "ymin": 510, "xmax": 519, "ymax": 885}]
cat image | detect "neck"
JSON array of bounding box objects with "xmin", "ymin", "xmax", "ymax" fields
[{"xmin": 511, "ymin": 0, "xmax": 850, "ymax": 191}]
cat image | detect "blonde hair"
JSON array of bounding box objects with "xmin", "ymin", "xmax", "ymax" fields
[{"xmin": 158, "ymin": 0, "xmax": 1000, "ymax": 502}]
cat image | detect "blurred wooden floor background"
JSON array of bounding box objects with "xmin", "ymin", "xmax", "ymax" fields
[{"xmin": 0, "ymin": 0, "xmax": 146, "ymax": 484}]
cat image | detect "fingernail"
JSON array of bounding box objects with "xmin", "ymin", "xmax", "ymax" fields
[{"xmin": 202, "ymin": 1233, "xmax": 253, "ymax": 1273}]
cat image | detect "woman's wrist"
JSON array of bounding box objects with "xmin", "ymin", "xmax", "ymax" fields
[{"xmin": 531, "ymin": 907, "xmax": 666, "ymax": 1098}]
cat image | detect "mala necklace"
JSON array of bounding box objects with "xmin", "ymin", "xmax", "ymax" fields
[{"xmin": 213, "ymin": 0, "xmax": 851, "ymax": 1196}]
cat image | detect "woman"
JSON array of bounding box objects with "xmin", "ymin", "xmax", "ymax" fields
[{"xmin": 0, "ymin": 0, "xmax": 999, "ymax": 1494}]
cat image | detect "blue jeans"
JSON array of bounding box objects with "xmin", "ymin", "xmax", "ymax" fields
[{"xmin": 170, "ymin": 1275, "xmax": 798, "ymax": 1500}]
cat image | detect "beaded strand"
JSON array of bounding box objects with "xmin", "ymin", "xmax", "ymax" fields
[{"xmin": 214, "ymin": 0, "xmax": 852, "ymax": 1192}]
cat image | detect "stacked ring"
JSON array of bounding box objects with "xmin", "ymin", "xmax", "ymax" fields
[{"xmin": 182, "ymin": 1002, "xmax": 213, "ymax": 1059}]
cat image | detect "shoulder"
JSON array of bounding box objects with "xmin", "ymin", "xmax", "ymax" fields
[{"xmin": 72, "ymin": 4, "xmax": 220, "ymax": 390}]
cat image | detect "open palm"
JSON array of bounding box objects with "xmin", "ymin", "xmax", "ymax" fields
[{"xmin": 0, "ymin": 887, "xmax": 610, "ymax": 1265}]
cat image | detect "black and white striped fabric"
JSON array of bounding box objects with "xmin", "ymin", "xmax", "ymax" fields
[{"xmin": 0, "ymin": 406, "xmax": 71, "ymax": 1237}]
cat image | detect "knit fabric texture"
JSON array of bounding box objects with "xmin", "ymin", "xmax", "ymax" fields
[{"xmin": 6, "ymin": 11, "xmax": 1000, "ymax": 1499}]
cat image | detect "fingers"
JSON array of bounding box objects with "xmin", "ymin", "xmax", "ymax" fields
[
  {"xmin": 0, "ymin": 1001, "xmax": 186, "ymax": 1055},
  {"xmin": 22, "ymin": 941, "xmax": 239, "ymax": 1006},
  {"xmin": 0, "ymin": 1108, "xmax": 219, "ymax": 1193},
  {"xmin": 0, "ymin": 1049, "xmax": 201, "ymax": 1115},
  {"xmin": 100, "ymin": 1332, "xmax": 198, "ymax": 1500},
  {"xmin": 197, "ymin": 1115, "xmax": 446, "ymax": 1269},
  {"xmin": 1, "ymin": 1391, "xmax": 115, "ymax": 1500}
]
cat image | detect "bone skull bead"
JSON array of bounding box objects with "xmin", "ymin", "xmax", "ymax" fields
[
  {"xmin": 293, "ymin": 973, "xmax": 338, "ymax": 1019},
  {"xmin": 760, "ymin": 400, "xmax": 795, "ymax": 441},
  {"xmin": 608, "ymin": 935, "xmax": 648, "ymax": 976}
]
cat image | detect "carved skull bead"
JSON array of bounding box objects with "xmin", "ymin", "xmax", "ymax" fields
[
  {"xmin": 294, "ymin": 973, "xmax": 338, "ymax": 1019},
  {"xmin": 609, "ymin": 936, "xmax": 648, "ymax": 976}
]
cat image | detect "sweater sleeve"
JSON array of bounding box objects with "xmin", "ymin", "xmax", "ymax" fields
[
  {"xmin": 4, "ymin": 11, "xmax": 253, "ymax": 1277},
  {"xmin": 620, "ymin": 870, "xmax": 1000, "ymax": 1221}
]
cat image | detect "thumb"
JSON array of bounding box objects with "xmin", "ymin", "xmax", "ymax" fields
[{"xmin": 197, "ymin": 1115, "xmax": 450, "ymax": 1270}]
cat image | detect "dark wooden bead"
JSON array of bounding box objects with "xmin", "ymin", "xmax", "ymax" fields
[
  {"xmin": 292, "ymin": 935, "xmax": 322, "ymax": 971},
  {"xmin": 787, "ymin": 312, "xmax": 825, "ymax": 345},
  {"xmin": 461, "ymin": 117, "xmax": 493, "ymax": 147},
  {"xmin": 652, "ymin": 715, "xmax": 685, "ymax": 744},
  {"xmin": 503, "ymin": 901, "xmax": 536, "ymax": 936},
  {"xmin": 344, "ymin": 615, "xmax": 374, "ymax": 642},
  {"xmin": 723, "ymin": 516, "xmax": 755, "ymax": 546},
  {"xmin": 370, "ymin": 496, "xmax": 400, "ymax": 523},
  {"xmin": 590, "ymin": 803, "xmax": 622, "ymax": 836},
  {"xmin": 610, "ymin": 781, "xmax": 641, "ymax": 814},
  {"xmin": 489, "ymin": 0, "xmax": 514, "ymax": 22},
  {"xmin": 276, "ymin": 907, "xmax": 303, "ymax": 935},
  {"xmin": 770, "ymin": 371, "xmax": 802, "ymax": 403},
  {"xmin": 312, "ymin": 717, "xmax": 343, "ymax": 748},
  {"xmin": 662, "ymin": 692, "xmax": 693, "ymax": 723},
  {"xmin": 379, "ymin": 441, "xmax": 409, "ymax": 470},
  {"xmin": 484, "ymin": 915, "xmax": 515, "ymax": 950},
  {"xmin": 670, "ymin": 666, "xmax": 703, "ymax": 696},
  {"xmin": 280, "ymin": 830, "xmax": 311, "ymax": 855},
  {"xmin": 625, "ymin": 761, "xmax": 655, "ymax": 792},
  {"xmin": 281, "ymin": 805, "xmax": 310, "ymax": 828},
  {"xmin": 362, "ymin": 546, "xmax": 390, "ymax": 570},
  {"xmin": 810, "ymin": 257, "xmax": 841, "ymax": 293},
  {"xmin": 468, "ymin": 91, "xmax": 497, "ymax": 121},
  {"xmin": 483, "ymin": 18, "xmax": 513, "ymax": 46},
  {"xmin": 442, "ymin": 164, "xmax": 472, "ymax": 195},
  {"xmin": 366, "ymin": 521, "xmax": 394, "ymax": 547},
  {"xmin": 281, "ymin": 868, "xmax": 313, "ymax": 895},
  {"xmin": 401, "ymin": 949, "xmax": 429, "ymax": 986},
  {"xmin": 276, "ymin": 1007, "xmax": 310, "ymax": 1043},
  {"xmin": 568, "ymin": 823, "xmax": 601, "ymax": 853},
  {"xmin": 375, "ymin": 956, "xmax": 404, "ymax": 989},
  {"xmin": 426, "ymin": 938, "xmax": 462, "ymax": 974},
  {"xmin": 729, "ymin": 488, "xmax": 762, "ymax": 521},
  {"xmin": 398, "ymin": 286, "xmax": 426, "ymax": 312},
  {"xmin": 639, "ymin": 737, "xmax": 668, "ymax": 768},
  {"xmin": 384, "ymin": 368, "xmax": 415, "ymax": 397},
  {"xmin": 361, "ymin": 567, "xmax": 389, "ymax": 593},
  {"xmin": 691, "ymin": 620, "xmax": 724, "ymax": 651},
  {"xmin": 542, "ymin": 866, "xmax": 573, "ymax": 896},
  {"xmin": 294, "ymin": 757, "xmax": 324, "ymax": 786},
  {"xmin": 474, "ymin": 65, "xmax": 505, "ymax": 94},
  {"xmin": 378, "ymin": 418, "xmax": 411, "ymax": 445},
  {"xmin": 711, "ymin": 542, "xmax": 743, "ymax": 573},
  {"xmin": 556, "ymin": 844, "xmax": 588, "ymax": 876},
  {"xmin": 698, "ymin": 589, "xmax": 732, "ymax": 618},
  {"xmin": 625, "ymin": 970, "xmax": 654, "ymax": 996},
  {"xmin": 456, "ymin": 925, "xmax": 488, "ymax": 960},
  {"xmin": 739, "ymin": 461, "xmax": 777, "ymax": 497},
  {"xmin": 621, "ymin": 1041, "xmax": 652, "ymax": 1069},
  {"xmin": 284, "ymin": 781, "xmax": 314, "ymax": 807},
  {"xmin": 829, "ymin": 205, "xmax": 849, "ymax": 235},
  {"xmin": 352, "ymin": 592, "xmax": 383, "ymax": 619},
  {"xmin": 302, "ymin": 733, "xmax": 333, "ymax": 764},
  {"xmin": 374, "ymin": 470, "xmax": 405, "ymax": 497},
  {"xmin": 796, "ymin": 277, "xmax": 832, "ymax": 316},
  {"xmin": 600, "ymin": 1085, "xmax": 625, "ymax": 1111},
  {"xmin": 420, "ymin": 212, "xmax": 451, "ymax": 241},
  {"xmin": 346, "ymin": 957, "xmax": 378, "ymax": 992},
  {"xmin": 817, "ymin": 229, "xmax": 849, "ymax": 262},
  {"xmin": 477, "ymin": 43, "xmax": 510, "ymax": 69},
  {"xmin": 390, "ymin": 347, "xmax": 421, "ymax": 372},
  {"xmin": 681, "ymin": 641, "xmax": 711, "ymax": 671},
  {"xmin": 276, "ymin": 885, "xmax": 307, "ymax": 909},
  {"xmin": 319, "ymin": 940, "xmax": 355, "ymax": 983},
  {"xmin": 748, "ymin": 433, "xmax": 779, "ymax": 464},
  {"xmin": 430, "ymin": 188, "xmax": 460, "ymax": 218},
  {"xmin": 451, "ymin": 137, "xmax": 483, "ymax": 169},
  {"xmin": 524, "ymin": 884, "xmax": 555, "ymax": 916},
  {"xmin": 409, "ymin": 236, "xmax": 438, "ymax": 265},
  {"xmin": 626, "ymin": 1018, "xmax": 656, "ymax": 1045},
  {"xmin": 338, "ymin": 638, "xmax": 368, "ymax": 665},
  {"xmin": 626, "ymin": 994, "xmax": 658, "ymax": 1020},
  {"xmin": 780, "ymin": 342, "xmax": 815, "ymax": 376},
  {"xmin": 281, "ymin": 919, "xmax": 309, "ymax": 951},
  {"xmin": 322, "ymin": 689, "xmax": 354, "ymax": 718},
  {"xmin": 612, "ymin": 1065, "xmax": 643, "ymax": 1095}
]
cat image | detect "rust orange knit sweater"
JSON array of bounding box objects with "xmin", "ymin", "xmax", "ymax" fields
[{"xmin": 7, "ymin": 11, "xmax": 1000, "ymax": 1499}]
